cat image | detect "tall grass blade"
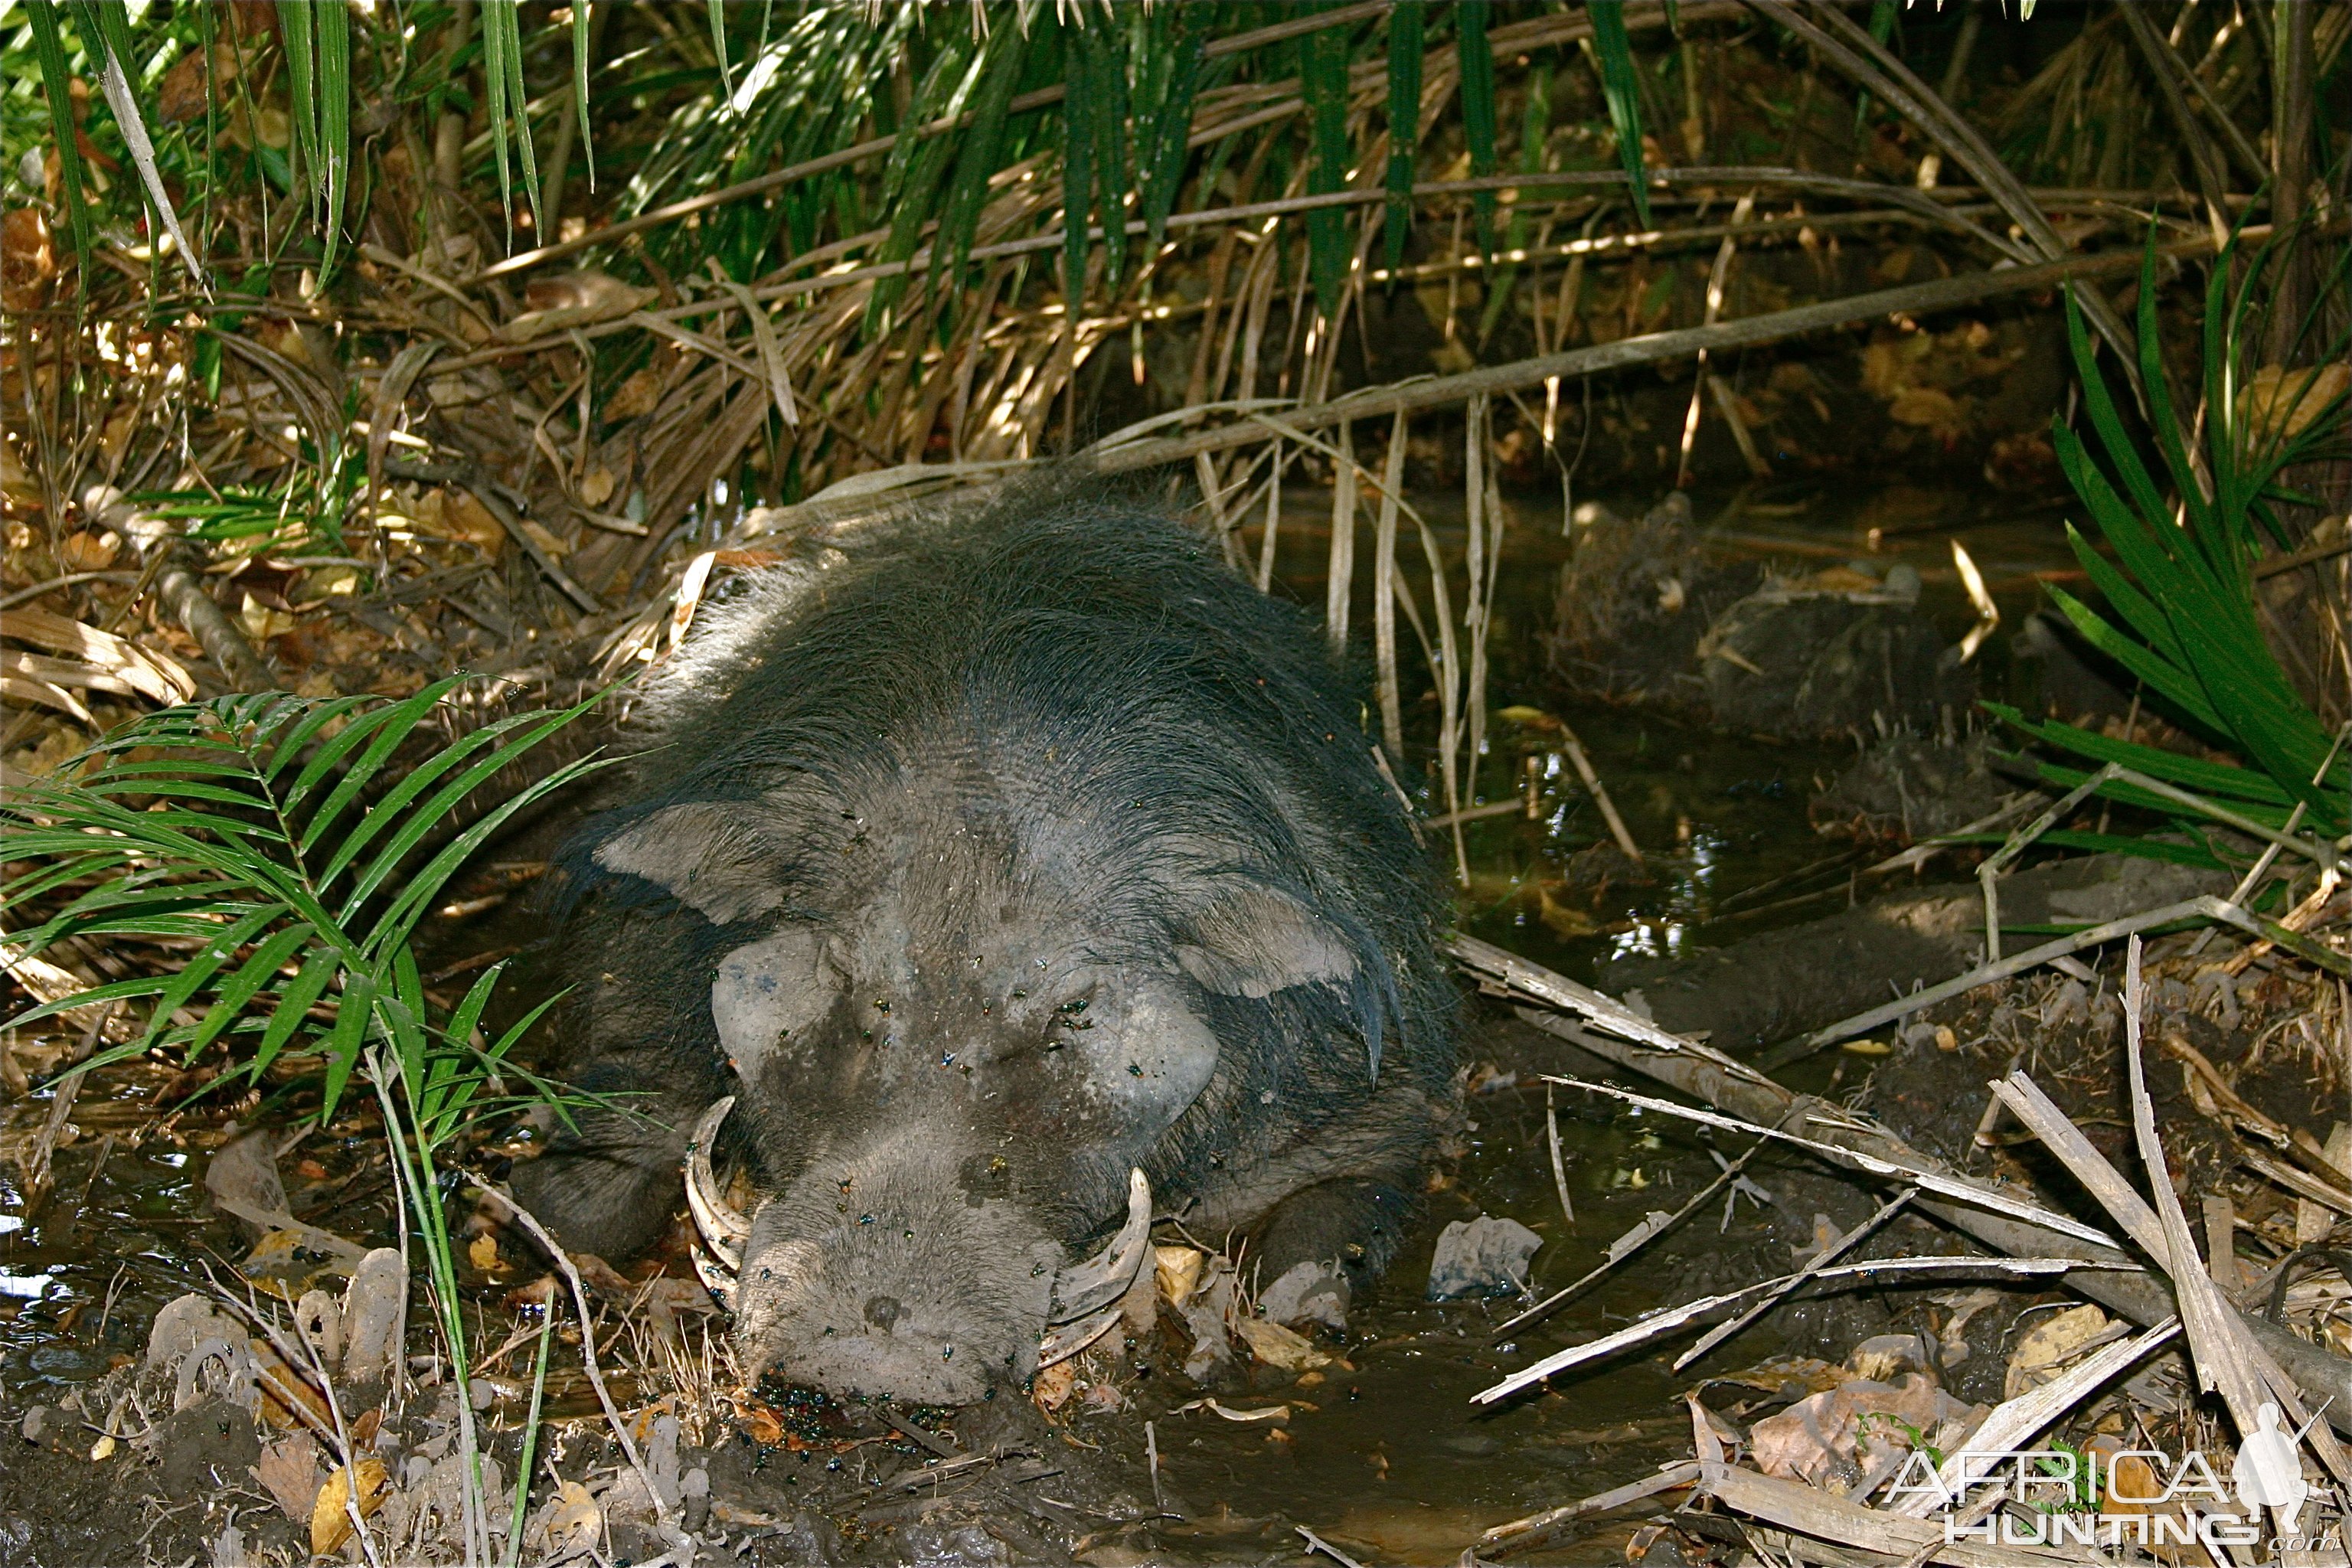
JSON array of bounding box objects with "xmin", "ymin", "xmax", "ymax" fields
[
  {"xmin": 867, "ymin": 33, "xmax": 983, "ymax": 330},
  {"xmin": 1302, "ymin": 12, "xmax": 1353, "ymax": 318},
  {"xmin": 705, "ymin": 0, "xmax": 733, "ymax": 99},
  {"xmin": 279, "ymin": 0, "xmax": 320, "ymax": 212},
  {"xmin": 1061, "ymin": 22, "xmax": 1095, "ymax": 309},
  {"xmin": 315, "ymin": 0, "xmax": 351, "ymax": 276},
  {"xmin": 1457, "ymin": 0, "xmax": 1499, "ymax": 252},
  {"xmin": 932, "ymin": 24, "xmax": 1030, "ymax": 296},
  {"xmin": 68, "ymin": 0, "xmax": 205, "ymax": 288},
  {"xmin": 24, "ymin": 0, "xmax": 93, "ymax": 279},
  {"xmin": 573, "ymin": 0, "xmax": 596, "ymax": 191},
  {"xmin": 1384, "ymin": 1, "xmax": 1426, "ymax": 271},
  {"xmin": 1588, "ymin": 0, "xmax": 1651, "ymax": 226},
  {"xmin": 1081, "ymin": 19, "xmax": 1132, "ymax": 289},
  {"xmin": 479, "ymin": 0, "xmax": 542, "ymax": 242}
]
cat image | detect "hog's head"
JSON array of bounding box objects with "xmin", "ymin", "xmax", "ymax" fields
[{"xmin": 590, "ymin": 773, "xmax": 1373, "ymax": 1404}]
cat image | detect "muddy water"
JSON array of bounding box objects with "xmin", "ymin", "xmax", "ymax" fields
[{"xmin": 0, "ymin": 475, "xmax": 2077, "ymax": 1561}]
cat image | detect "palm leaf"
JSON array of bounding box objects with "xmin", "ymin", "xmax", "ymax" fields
[
  {"xmin": 1061, "ymin": 21, "xmax": 1096, "ymax": 309},
  {"xmin": 1134, "ymin": 11, "xmax": 1207, "ymax": 257},
  {"xmin": 1080, "ymin": 20, "xmax": 1132, "ymax": 290},
  {"xmin": 479, "ymin": 0, "xmax": 542, "ymax": 242},
  {"xmin": 931, "ymin": 22, "xmax": 1031, "ymax": 299}
]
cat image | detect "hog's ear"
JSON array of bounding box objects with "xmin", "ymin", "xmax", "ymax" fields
[
  {"xmin": 592, "ymin": 802, "xmax": 784, "ymax": 924},
  {"xmin": 1175, "ymin": 884, "xmax": 1357, "ymax": 999}
]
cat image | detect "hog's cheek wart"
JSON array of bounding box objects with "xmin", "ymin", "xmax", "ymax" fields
[
  {"xmin": 710, "ymin": 929, "xmax": 831, "ymax": 1073},
  {"xmin": 1075, "ymin": 985, "xmax": 1216, "ymax": 1125}
]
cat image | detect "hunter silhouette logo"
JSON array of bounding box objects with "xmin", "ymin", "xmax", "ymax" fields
[{"xmin": 2233, "ymin": 1402, "xmax": 2317, "ymax": 1533}]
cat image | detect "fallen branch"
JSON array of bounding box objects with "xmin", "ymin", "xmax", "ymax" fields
[
  {"xmin": 80, "ymin": 485, "xmax": 277, "ymax": 693},
  {"xmin": 1476, "ymin": 1460, "xmax": 1701, "ymax": 1557},
  {"xmin": 1767, "ymin": 892, "xmax": 2349, "ymax": 1070},
  {"xmin": 1091, "ymin": 233, "xmax": 2264, "ymax": 475},
  {"xmin": 1473, "ymin": 1255, "xmax": 2120, "ymax": 1405},
  {"xmin": 472, "ymin": 1184, "xmax": 677, "ymax": 1538}
]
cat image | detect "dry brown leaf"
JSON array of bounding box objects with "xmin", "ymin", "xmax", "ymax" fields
[
  {"xmin": 57, "ymin": 529, "xmax": 120, "ymax": 571},
  {"xmin": 1886, "ymin": 385, "xmax": 1969, "ymax": 443},
  {"xmin": 2241, "ymin": 363, "xmax": 2350, "ymax": 446},
  {"xmin": 501, "ymin": 272, "xmax": 658, "ymax": 341},
  {"xmin": 4, "ymin": 605, "xmax": 195, "ymax": 703},
  {"xmin": 517, "ymin": 516, "xmax": 572, "ymax": 560},
  {"xmin": 155, "ymin": 43, "xmax": 242, "ymax": 122},
  {"xmin": 251, "ymin": 1432, "xmax": 318, "ymax": 1524},
  {"xmin": 1031, "ymin": 1361, "xmax": 1080, "ymax": 1412},
  {"xmin": 309, "ymin": 1457, "xmax": 389, "ymax": 1557},
  {"xmin": 2, "ymin": 208, "xmax": 55, "ymax": 312},
  {"xmin": 579, "ymin": 463, "xmax": 616, "ymax": 508},
  {"xmin": 1749, "ymin": 1373, "xmax": 1980, "ymax": 1490},
  {"xmin": 252, "ymin": 1336, "xmax": 335, "ymax": 1431},
  {"xmin": 1233, "ymin": 1315, "xmax": 1331, "ymax": 1372},
  {"xmin": 412, "ymin": 488, "xmax": 505, "ymax": 554},
  {"xmin": 605, "ymin": 367, "xmax": 665, "ymax": 422}
]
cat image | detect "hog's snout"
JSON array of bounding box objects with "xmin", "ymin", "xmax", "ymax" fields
[{"xmin": 731, "ymin": 1132, "xmax": 1063, "ymax": 1405}]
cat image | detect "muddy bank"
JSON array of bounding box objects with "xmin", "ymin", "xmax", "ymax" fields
[{"xmin": 1603, "ymin": 853, "xmax": 2224, "ymax": 1054}]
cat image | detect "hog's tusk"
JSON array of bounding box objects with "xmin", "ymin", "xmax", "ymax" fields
[
  {"xmin": 1036, "ymin": 1302, "xmax": 1123, "ymax": 1370},
  {"xmin": 1047, "ymin": 1168, "xmax": 1152, "ymax": 1325},
  {"xmin": 686, "ymin": 1096, "xmax": 750, "ymax": 1274},
  {"xmin": 691, "ymin": 1237, "xmax": 738, "ymax": 1311}
]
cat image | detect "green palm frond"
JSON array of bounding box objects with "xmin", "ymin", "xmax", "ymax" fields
[
  {"xmin": 2012, "ymin": 235, "xmax": 2350, "ymax": 846},
  {"xmin": 2, "ymin": 678, "xmax": 614, "ymax": 1117}
]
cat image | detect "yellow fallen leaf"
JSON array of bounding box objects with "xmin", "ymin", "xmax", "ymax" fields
[
  {"xmin": 2005, "ymin": 1303, "xmax": 2108, "ymax": 1399},
  {"xmin": 469, "ymin": 1233, "xmax": 501, "ymax": 1272},
  {"xmin": 1153, "ymin": 1245, "xmax": 1204, "ymax": 1307},
  {"xmin": 1840, "ymin": 1038, "xmax": 1892, "ymax": 1056},
  {"xmin": 534, "ymin": 1479, "xmax": 602, "ymax": 1561},
  {"xmin": 90, "ymin": 1434, "xmax": 115, "ymax": 1461},
  {"xmin": 310, "ymin": 1458, "xmax": 389, "ymax": 1557},
  {"xmin": 1233, "ymin": 1315, "xmax": 1331, "ymax": 1372},
  {"xmin": 1031, "ymin": 1361, "xmax": 1080, "ymax": 1412}
]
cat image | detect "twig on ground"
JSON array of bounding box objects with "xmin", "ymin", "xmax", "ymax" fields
[
  {"xmin": 1672, "ymin": 1186, "xmax": 1918, "ymax": 1371},
  {"xmin": 1473, "ymin": 1461, "xmax": 1700, "ymax": 1558},
  {"xmin": 1493, "ymin": 1142, "xmax": 1763, "ymax": 1338},
  {"xmin": 473, "ymin": 1184, "xmax": 675, "ymax": 1534}
]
